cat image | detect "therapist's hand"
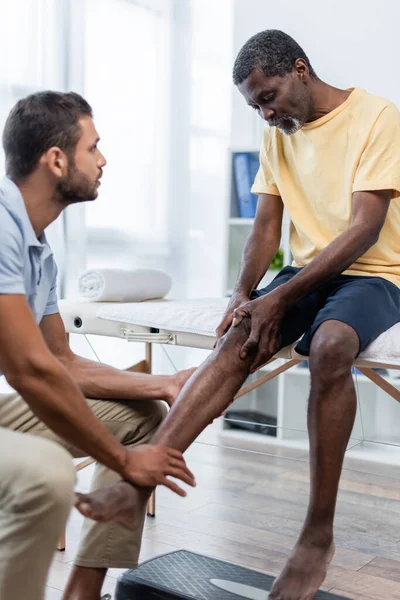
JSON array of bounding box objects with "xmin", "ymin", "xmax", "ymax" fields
[
  {"xmin": 232, "ymin": 290, "xmax": 285, "ymax": 373},
  {"xmin": 214, "ymin": 290, "xmax": 249, "ymax": 346},
  {"xmin": 164, "ymin": 367, "xmax": 197, "ymax": 407},
  {"xmin": 122, "ymin": 444, "xmax": 196, "ymax": 497}
]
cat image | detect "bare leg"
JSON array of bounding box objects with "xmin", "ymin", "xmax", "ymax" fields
[
  {"xmin": 165, "ymin": 367, "xmax": 198, "ymax": 404},
  {"xmin": 152, "ymin": 323, "xmax": 256, "ymax": 450},
  {"xmin": 61, "ymin": 567, "xmax": 106, "ymax": 600},
  {"xmin": 76, "ymin": 321, "xmax": 257, "ymax": 526},
  {"xmin": 270, "ymin": 321, "xmax": 359, "ymax": 600}
]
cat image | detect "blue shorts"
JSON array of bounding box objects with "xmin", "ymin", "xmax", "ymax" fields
[{"xmin": 250, "ymin": 266, "xmax": 400, "ymax": 356}]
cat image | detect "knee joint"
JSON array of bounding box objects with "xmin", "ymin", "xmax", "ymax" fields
[
  {"xmin": 216, "ymin": 319, "xmax": 251, "ymax": 353},
  {"xmin": 309, "ymin": 330, "xmax": 356, "ymax": 378}
]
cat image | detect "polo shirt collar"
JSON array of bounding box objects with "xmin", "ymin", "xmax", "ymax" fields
[{"xmin": 0, "ymin": 177, "xmax": 52, "ymax": 255}]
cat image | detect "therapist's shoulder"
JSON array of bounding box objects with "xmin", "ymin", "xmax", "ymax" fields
[{"xmin": 0, "ymin": 199, "xmax": 24, "ymax": 255}]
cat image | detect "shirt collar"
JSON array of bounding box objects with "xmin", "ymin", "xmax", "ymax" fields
[{"xmin": 0, "ymin": 177, "xmax": 52, "ymax": 255}]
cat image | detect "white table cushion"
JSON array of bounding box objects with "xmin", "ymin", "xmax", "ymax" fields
[
  {"xmin": 98, "ymin": 298, "xmax": 229, "ymax": 337},
  {"xmin": 62, "ymin": 298, "xmax": 400, "ymax": 367}
]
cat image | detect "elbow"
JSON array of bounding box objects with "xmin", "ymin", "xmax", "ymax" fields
[
  {"xmin": 366, "ymin": 227, "xmax": 381, "ymax": 249},
  {"xmin": 55, "ymin": 348, "xmax": 75, "ymax": 369},
  {"xmin": 354, "ymin": 225, "xmax": 381, "ymax": 253},
  {"xmin": 372, "ymin": 228, "xmax": 382, "ymax": 246},
  {"xmin": 251, "ymin": 228, "xmax": 281, "ymax": 252}
]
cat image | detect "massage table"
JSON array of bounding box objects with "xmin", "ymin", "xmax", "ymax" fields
[
  {"xmin": 58, "ymin": 298, "xmax": 400, "ymax": 592},
  {"xmin": 59, "ymin": 296, "xmax": 400, "ymax": 410},
  {"xmin": 58, "ymin": 296, "xmax": 400, "ymax": 540}
]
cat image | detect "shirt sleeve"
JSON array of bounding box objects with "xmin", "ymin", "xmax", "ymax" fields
[
  {"xmin": 0, "ymin": 205, "xmax": 26, "ymax": 295},
  {"xmin": 251, "ymin": 129, "xmax": 280, "ymax": 196},
  {"xmin": 43, "ymin": 260, "xmax": 59, "ymax": 316},
  {"xmin": 353, "ymin": 103, "xmax": 400, "ymax": 197}
]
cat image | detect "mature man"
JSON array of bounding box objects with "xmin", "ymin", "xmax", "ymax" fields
[
  {"xmin": 0, "ymin": 91, "xmax": 195, "ymax": 600},
  {"xmin": 76, "ymin": 30, "xmax": 400, "ymax": 599}
]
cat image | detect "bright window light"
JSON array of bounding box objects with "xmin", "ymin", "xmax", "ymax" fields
[{"xmin": 84, "ymin": 0, "xmax": 172, "ymax": 242}]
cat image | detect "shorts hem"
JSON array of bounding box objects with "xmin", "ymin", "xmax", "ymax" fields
[
  {"xmin": 295, "ymin": 317, "xmax": 362, "ymax": 356},
  {"xmin": 73, "ymin": 558, "xmax": 139, "ymax": 569}
]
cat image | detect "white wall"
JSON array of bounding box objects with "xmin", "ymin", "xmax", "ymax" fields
[{"xmin": 232, "ymin": 0, "xmax": 400, "ymax": 150}]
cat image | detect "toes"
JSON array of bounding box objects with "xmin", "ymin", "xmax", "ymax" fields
[
  {"xmin": 76, "ymin": 501, "xmax": 92, "ymax": 518},
  {"xmin": 75, "ymin": 492, "xmax": 108, "ymax": 520},
  {"xmin": 75, "ymin": 486, "xmax": 142, "ymax": 530},
  {"xmin": 75, "ymin": 493, "xmax": 92, "ymax": 515}
]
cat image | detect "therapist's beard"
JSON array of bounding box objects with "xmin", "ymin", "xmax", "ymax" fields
[{"xmin": 55, "ymin": 165, "xmax": 99, "ymax": 204}]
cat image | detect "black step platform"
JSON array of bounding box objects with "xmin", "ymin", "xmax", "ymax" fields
[{"xmin": 115, "ymin": 550, "xmax": 349, "ymax": 600}]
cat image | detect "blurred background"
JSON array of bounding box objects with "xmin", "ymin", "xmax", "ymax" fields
[
  {"xmin": 1, "ymin": 0, "xmax": 398, "ymax": 301},
  {"xmin": 2, "ymin": 5, "xmax": 400, "ymax": 596},
  {"xmin": 1, "ymin": 0, "xmax": 400, "ymax": 459}
]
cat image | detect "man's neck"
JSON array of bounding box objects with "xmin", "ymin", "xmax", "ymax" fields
[
  {"xmin": 308, "ymin": 80, "xmax": 352, "ymax": 123},
  {"xmin": 15, "ymin": 176, "xmax": 63, "ymax": 239}
]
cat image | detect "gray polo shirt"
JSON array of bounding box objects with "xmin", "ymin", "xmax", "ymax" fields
[{"xmin": 0, "ymin": 177, "xmax": 59, "ymax": 329}]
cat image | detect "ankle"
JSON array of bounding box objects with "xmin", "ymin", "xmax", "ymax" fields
[
  {"xmin": 62, "ymin": 566, "xmax": 106, "ymax": 600},
  {"xmin": 124, "ymin": 480, "xmax": 153, "ymax": 500},
  {"xmin": 299, "ymin": 523, "xmax": 334, "ymax": 549}
]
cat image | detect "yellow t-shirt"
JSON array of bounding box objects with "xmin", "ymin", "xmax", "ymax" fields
[{"xmin": 251, "ymin": 87, "xmax": 400, "ymax": 287}]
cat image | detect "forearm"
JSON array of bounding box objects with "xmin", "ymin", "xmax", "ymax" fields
[
  {"xmin": 13, "ymin": 362, "xmax": 127, "ymax": 474},
  {"xmin": 235, "ymin": 231, "xmax": 280, "ymax": 296},
  {"xmin": 62, "ymin": 354, "xmax": 170, "ymax": 401},
  {"xmin": 278, "ymin": 225, "xmax": 379, "ymax": 308}
]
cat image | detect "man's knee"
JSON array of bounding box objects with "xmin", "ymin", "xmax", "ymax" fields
[
  {"xmin": 309, "ymin": 320, "xmax": 359, "ymax": 380},
  {"xmin": 215, "ymin": 319, "xmax": 252, "ymax": 358}
]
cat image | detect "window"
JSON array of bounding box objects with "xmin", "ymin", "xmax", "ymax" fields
[
  {"xmin": 0, "ymin": 0, "xmax": 71, "ymax": 291},
  {"xmin": 83, "ymin": 0, "xmax": 173, "ymax": 244},
  {"xmin": 0, "ymin": 0, "xmax": 68, "ymax": 173}
]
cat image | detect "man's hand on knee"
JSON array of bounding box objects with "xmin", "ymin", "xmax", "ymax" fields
[
  {"xmin": 233, "ymin": 290, "xmax": 285, "ymax": 373},
  {"xmin": 214, "ymin": 291, "xmax": 250, "ymax": 347}
]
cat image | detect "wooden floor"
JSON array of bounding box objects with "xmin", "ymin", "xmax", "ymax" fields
[{"xmin": 46, "ymin": 436, "xmax": 400, "ymax": 600}]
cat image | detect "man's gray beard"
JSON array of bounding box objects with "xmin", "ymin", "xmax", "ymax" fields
[{"xmin": 270, "ymin": 116, "xmax": 303, "ymax": 135}]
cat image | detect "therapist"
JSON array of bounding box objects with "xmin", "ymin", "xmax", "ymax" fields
[{"xmin": 0, "ymin": 91, "xmax": 195, "ymax": 600}]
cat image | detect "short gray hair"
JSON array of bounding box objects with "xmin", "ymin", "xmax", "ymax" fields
[{"xmin": 233, "ymin": 29, "xmax": 317, "ymax": 85}]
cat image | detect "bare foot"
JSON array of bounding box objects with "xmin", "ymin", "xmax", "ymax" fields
[
  {"xmin": 75, "ymin": 482, "xmax": 150, "ymax": 531},
  {"xmin": 165, "ymin": 367, "xmax": 197, "ymax": 406},
  {"xmin": 269, "ymin": 537, "xmax": 335, "ymax": 600}
]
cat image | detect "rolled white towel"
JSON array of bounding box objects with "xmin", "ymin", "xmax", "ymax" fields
[{"xmin": 78, "ymin": 268, "xmax": 172, "ymax": 302}]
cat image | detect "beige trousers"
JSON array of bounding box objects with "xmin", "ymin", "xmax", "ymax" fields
[
  {"xmin": 0, "ymin": 426, "xmax": 75, "ymax": 600},
  {"xmin": 0, "ymin": 392, "xmax": 167, "ymax": 570}
]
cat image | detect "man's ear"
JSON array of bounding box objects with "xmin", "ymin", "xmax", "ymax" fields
[
  {"xmin": 294, "ymin": 58, "xmax": 309, "ymax": 80},
  {"xmin": 41, "ymin": 147, "xmax": 69, "ymax": 178}
]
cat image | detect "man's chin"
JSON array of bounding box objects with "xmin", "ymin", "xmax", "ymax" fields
[
  {"xmin": 58, "ymin": 191, "xmax": 98, "ymax": 204},
  {"xmin": 76, "ymin": 186, "xmax": 99, "ymax": 202},
  {"xmin": 269, "ymin": 116, "xmax": 303, "ymax": 135},
  {"xmin": 277, "ymin": 121, "xmax": 303, "ymax": 135},
  {"xmin": 87, "ymin": 190, "xmax": 99, "ymax": 201}
]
